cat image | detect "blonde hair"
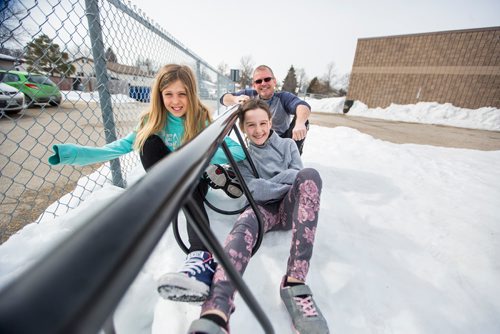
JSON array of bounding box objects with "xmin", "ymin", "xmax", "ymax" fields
[{"xmin": 134, "ymin": 64, "xmax": 212, "ymax": 151}]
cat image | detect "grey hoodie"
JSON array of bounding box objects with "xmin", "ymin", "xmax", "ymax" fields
[{"xmin": 237, "ymin": 131, "xmax": 303, "ymax": 204}]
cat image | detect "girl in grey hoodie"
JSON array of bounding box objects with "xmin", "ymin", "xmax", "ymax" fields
[{"xmin": 188, "ymin": 100, "xmax": 329, "ymax": 334}]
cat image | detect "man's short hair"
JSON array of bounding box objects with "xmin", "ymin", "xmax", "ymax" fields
[{"xmin": 253, "ymin": 65, "xmax": 275, "ymax": 77}]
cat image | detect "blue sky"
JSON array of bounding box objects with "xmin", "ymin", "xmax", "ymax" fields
[{"xmin": 132, "ymin": 0, "xmax": 499, "ymax": 81}]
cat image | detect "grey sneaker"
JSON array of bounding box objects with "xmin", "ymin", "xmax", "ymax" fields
[
  {"xmin": 187, "ymin": 318, "xmax": 228, "ymax": 334},
  {"xmin": 280, "ymin": 276, "xmax": 330, "ymax": 334}
]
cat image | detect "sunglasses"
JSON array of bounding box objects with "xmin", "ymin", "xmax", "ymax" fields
[{"xmin": 254, "ymin": 77, "xmax": 273, "ymax": 84}]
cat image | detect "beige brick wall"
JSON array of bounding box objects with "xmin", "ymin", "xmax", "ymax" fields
[{"xmin": 347, "ymin": 27, "xmax": 500, "ymax": 109}]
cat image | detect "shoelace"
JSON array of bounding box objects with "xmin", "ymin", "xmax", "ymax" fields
[
  {"xmin": 180, "ymin": 256, "xmax": 214, "ymax": 276},
  {"xmin": 294, "ymin": 296, "xmax": 319, "ymax": 317}
]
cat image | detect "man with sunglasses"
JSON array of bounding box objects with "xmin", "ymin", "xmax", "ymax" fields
[{"xmin": 221, "ymin": 65, "xmax": 311, "ymax": 154}]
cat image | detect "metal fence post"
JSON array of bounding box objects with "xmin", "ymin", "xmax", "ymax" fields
[
  {"xmin": 85, "ymin": 0, "xmax": 125, "ymax": 188},
  {"xmin": 196, "ymin": 60, "xmax": 202, "ymax": 93},
  {"xmin": 216, "ymin": 73, "xmax": 221, "ymax": 114},
  {"xmin": 1, "ymin": 0, "xmax": 231, "ymax": 240}
]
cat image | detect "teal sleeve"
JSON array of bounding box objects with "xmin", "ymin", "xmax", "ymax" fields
[
  {"xmin": 210, "ymin": 136, "xmax": 246, "ymax": 164},
  {"xmin": 48, "ymin": 132, "xmax": 137, "ymax": 166}
]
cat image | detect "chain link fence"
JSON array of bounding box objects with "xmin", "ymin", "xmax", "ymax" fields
[{"xmin": 0, "ymin": 0, "xmax": 234, "ymax": 243}]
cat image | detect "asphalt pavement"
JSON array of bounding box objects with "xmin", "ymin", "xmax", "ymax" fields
[{"xmin": 309, "ymin": 112, "xmax": 500, "ymax": 151}]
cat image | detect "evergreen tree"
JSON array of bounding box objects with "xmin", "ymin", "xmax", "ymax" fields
[
  {"xmin": 282, "ymin": 65, "xmax": 298, "ymax": 94},
  {"xmin": 24, "ymin": 34, "xmax": 75, "ymax": 76},
  {"xmin": 306, "ymin": 76, "xmax": 330, "ymax": 94},
  {"xmin": 105, "ymin": 47, "xmax": 118, "ymax": 63},
  {"xmin": 307, "ymin": 77, "xmax": 320, "ymax": 94}
]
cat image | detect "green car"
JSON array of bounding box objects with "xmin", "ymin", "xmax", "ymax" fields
[{"xmin": 0, "ymin": 70, "xmax": 62, "ymax": 107}]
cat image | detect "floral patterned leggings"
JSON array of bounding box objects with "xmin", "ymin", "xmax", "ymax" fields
[{"xmin": 201, "ymin": 168, "xmax": 322, "ymax": 319}]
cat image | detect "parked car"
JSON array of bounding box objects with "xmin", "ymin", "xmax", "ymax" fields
[
  {"xmin": 0, "ymin": 82, "xmax": 25, "ymax": 115},
  {"xmin": 0, "ymin": 70, "xmax": 62, "ymax": 107}
]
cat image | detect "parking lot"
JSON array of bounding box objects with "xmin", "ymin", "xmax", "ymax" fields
[{"xmin": 0, "ymin": 100, "xmax": 143, "ymax": 242}]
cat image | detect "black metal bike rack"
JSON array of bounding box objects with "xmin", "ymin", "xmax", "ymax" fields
[
  {"xmin": 172, "ymin": 122, "xmax": 266, "ymax": 255},
  {"xmin": 0, "ymin": 105, "xmax": 274, "ymax": 334},
  {"xmin": 203, "ymin": 123, "xmax": 260, "ymax": 215}
]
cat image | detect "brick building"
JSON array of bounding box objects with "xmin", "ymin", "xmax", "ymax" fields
[{"xmin": 346, "ymin": 26, "xmax": 500, "ymax": 109}]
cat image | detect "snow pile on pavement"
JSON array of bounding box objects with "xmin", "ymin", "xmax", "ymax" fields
[{"xmin": 305, "ymin": 97, "xmax": 500, "ymax": 131}]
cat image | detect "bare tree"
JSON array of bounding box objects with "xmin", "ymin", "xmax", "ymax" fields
[
  {"xmin": 323, "ymin": 61, "xmax": 337, "ymax": 89},
  {"xmin": 136, "ymin": 57, "xmax": 156, "ymax": 75},
  {"xmin": 0, "ymin": 0, "xmax": 27, "ymax": 49},
  {"xmin": 200, "ymin": 67, "xmax": 214, "ymax": 82},
  {"xmin": 239, "ymin": 55, "xmax": 254, "ymax": 89},
  {"xmin": 295, "ymin": 67, "xmax": 308, "ymax": 94},
  {"xmin": 68, "ymin": 43, "xmax": 92, "ymax": 60},
  {"xmin": 335, "ymin": 72, "xmax": 350, "ymax": 95},
  {"xmin": 217, "ymin": 61, "xmax": 229, "ymax": 77}
]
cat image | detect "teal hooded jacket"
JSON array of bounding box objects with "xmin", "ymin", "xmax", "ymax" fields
[{"xmin": 48, "ymin": 112, "xmax": 245, "ymax": 166}]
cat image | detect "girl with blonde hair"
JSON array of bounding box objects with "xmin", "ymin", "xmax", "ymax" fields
[{"xmin": 49, "ymin": 64, "xmax": 245, "ymax": 301}]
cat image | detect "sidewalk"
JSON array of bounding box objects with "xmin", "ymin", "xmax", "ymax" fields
[{"xmin": 309, "ymin": 112, "xmax": 500, "ymax": 151}]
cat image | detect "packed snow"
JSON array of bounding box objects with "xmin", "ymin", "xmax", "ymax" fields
[
  {"xmin": 1, "ymin": 98, "xmax": 499, "ymax": 333},
  {"xmin": 305, "ymin": 96, "xmax": 500, "ymax": 132}
]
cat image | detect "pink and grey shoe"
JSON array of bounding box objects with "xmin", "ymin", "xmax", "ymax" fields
[
  {"xmin": 187, "ymin": 318, "xmax": 229, "ymax": 334},
  {"xmin": 279, "ymin": 276, "xmax": 330, "ymax": 334}
]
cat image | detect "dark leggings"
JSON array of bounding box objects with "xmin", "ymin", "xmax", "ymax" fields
[
  {"xmin": 201, "ymin": 168, "xmax": 322, "ymax": 318},
  {"xmin": 280, "ymin": 115, "xmax": 309, "ymax": 155},
  {"xmin": 140, "ymin": 135, "xmax": 209, "ymax": 252}
]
